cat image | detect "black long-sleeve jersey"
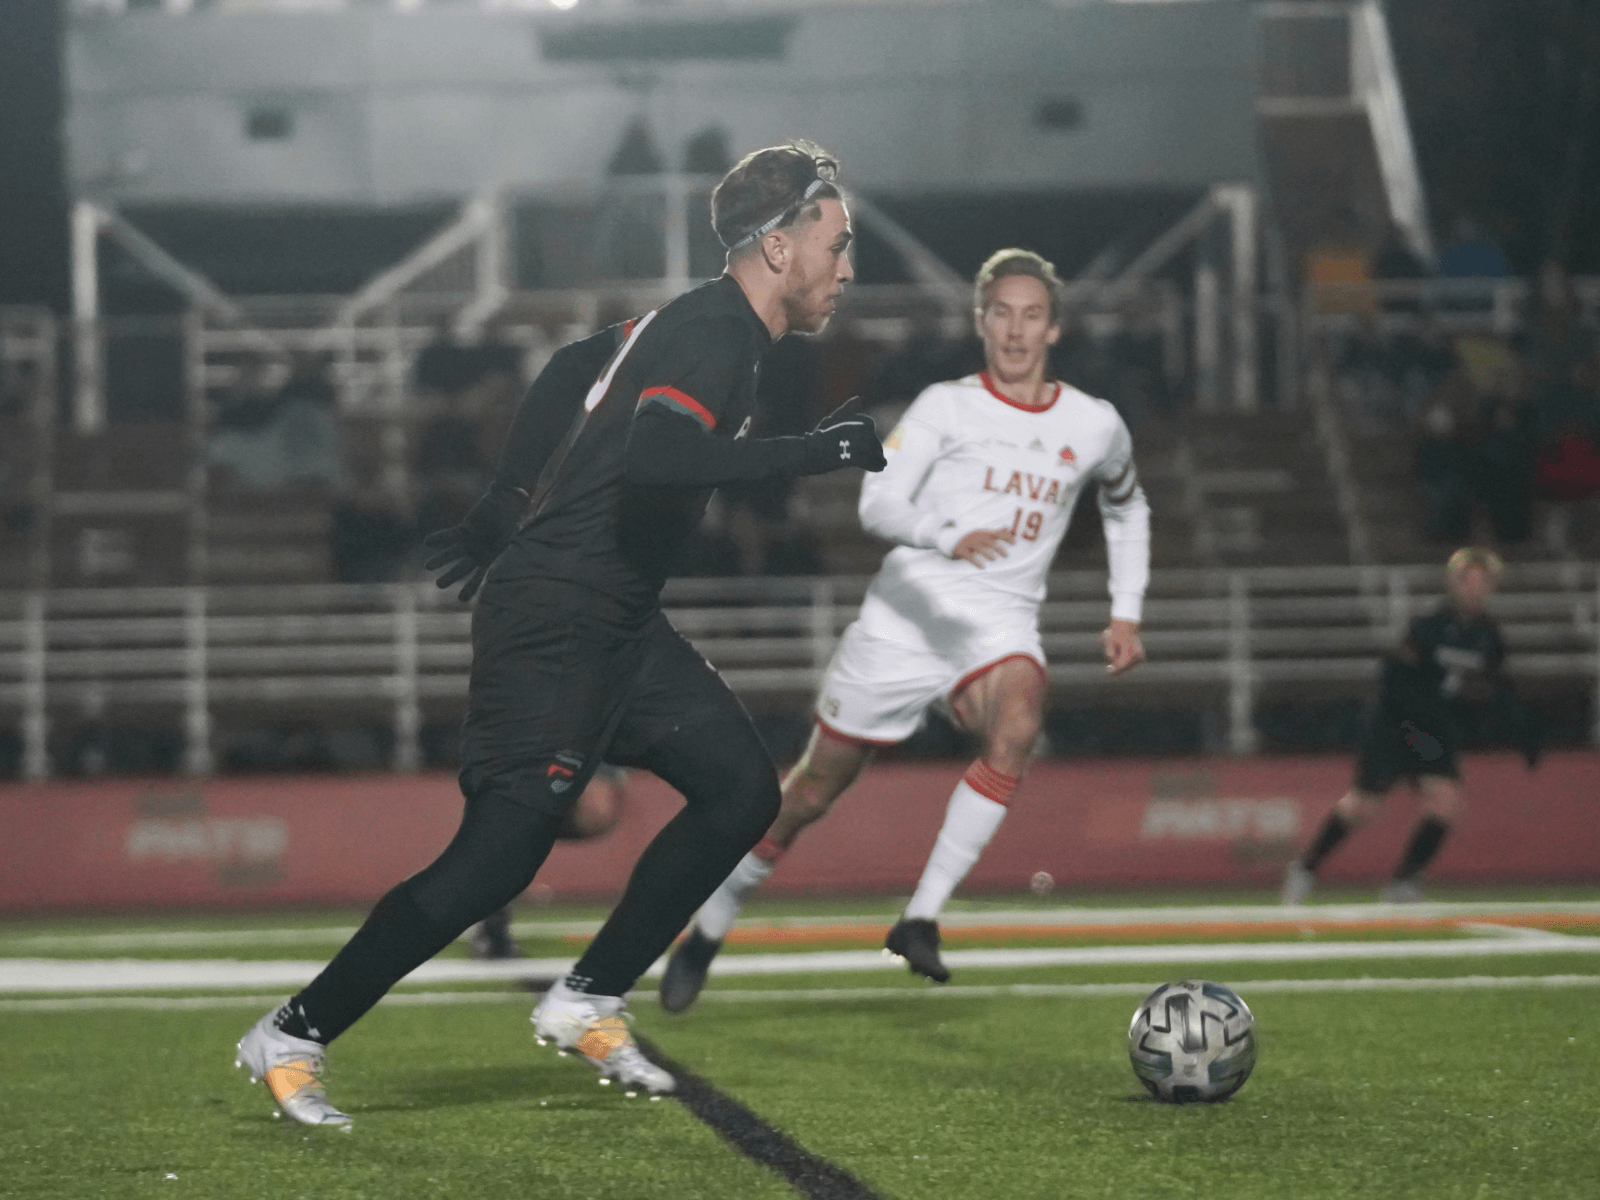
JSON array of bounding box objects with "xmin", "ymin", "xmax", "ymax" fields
[
  {"xmin": 1379, "ymin": 602, "xmax": 1507, "ymax": 718},
  {"xmin": 478, "ymin": 275, "xmax": 812, "ymax": 622}
]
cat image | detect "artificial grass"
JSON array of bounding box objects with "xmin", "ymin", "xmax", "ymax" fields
[
  {"xmin": 650, "ymin": 985, "xmax": 1600, "ymax": 1199},
  {"xmin": 0, "ymin": 1005, "xmax": 791, "ymax": 1200},
  {"xmin": 4, "ymin": 982, "xmax": 1598, "ymax": 1198},
  {"xmin": 4, "ymin": 897, "xmax": 1599, "ymax": 1199}
]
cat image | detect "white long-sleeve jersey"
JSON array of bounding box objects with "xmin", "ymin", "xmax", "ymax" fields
[{"xmin": 858, "ymin": 372, "xmax": 1150, "ymax": 627}]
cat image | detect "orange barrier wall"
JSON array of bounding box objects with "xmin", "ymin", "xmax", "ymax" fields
[{"xmin": 1, "ymin": 752, "xmax": 1595, "ymax": 914}]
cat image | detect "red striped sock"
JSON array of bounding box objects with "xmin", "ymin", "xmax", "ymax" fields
[{"xmin": 962, "ymin": 759, "xmax": 1020, "ymax": 806}]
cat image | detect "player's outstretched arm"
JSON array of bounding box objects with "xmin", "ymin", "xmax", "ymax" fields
[{"xmin": 622, "ymin": 406, "xmax": 884, "ymax": 486}]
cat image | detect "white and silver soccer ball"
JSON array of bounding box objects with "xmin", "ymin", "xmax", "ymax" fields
[{"xmin": 1127, "ymin": 980, "xmax": 1257, "ymax": 1103}]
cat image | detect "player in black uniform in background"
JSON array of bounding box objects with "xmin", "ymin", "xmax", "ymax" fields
[
  {"xmin": 1282, "ymin": 548, "xmax": 1543, "ymax": 905},
  {"xmin": 235, "ymin": 142, "xmax": 886, "ymax": 1125}
]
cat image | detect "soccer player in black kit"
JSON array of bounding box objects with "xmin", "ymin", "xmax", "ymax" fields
[
  {"xmin": 235, "ymin": 142, "xmax": 886, "ymax": 1126},
  {"xmin": 1282, "ymin": 547, "xmax": 1542, "ymax": 906}
]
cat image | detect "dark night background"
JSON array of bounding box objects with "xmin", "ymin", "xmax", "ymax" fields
[{"xmin": 1, "ymin": 0, "xmax": 1596, "ymax": 312}]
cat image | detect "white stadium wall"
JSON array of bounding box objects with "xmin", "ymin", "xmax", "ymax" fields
[{"xmin": 66, "ymin": 1, "xmax": 1263, "ymax": 207}]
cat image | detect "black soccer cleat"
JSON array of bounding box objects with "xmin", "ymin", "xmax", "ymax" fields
[
  {"xmin": 659, "ymin": 927, "xmax": 723, "ymax": 1013},
  {"xmin": 885, "ymin": 918, "xmax": 950, "ymax": 983}
]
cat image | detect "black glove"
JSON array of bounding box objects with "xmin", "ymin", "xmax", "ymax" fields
[
  {"xmin": 799, "ymin": 414, "xmax": 886, "ymax": 475},
  {"xmin": 422, "ymin": 482, "xmax": 528, "ymax": 602}
]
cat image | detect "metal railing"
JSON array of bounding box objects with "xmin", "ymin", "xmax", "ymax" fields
[{"xmin": 2, "ymin": 563, "xmax": 1596, "ymax": 779}]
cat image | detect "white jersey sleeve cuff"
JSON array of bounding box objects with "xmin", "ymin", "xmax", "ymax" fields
[{"xmin": 932, "ymin": 520, "xmax": 966, "ymax": 559}]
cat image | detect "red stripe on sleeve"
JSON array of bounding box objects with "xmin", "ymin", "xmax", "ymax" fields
[{"xmin": 639, "ymin": 386, "xmax": 718, "ymax": 430}]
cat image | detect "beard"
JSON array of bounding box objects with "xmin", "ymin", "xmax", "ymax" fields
[{"xmin": 780, "ymin": 258, "xmax": 833, "ymax": 335}]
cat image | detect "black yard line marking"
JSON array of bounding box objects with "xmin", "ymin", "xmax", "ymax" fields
[{"xmin": 635, "ymin": 1035, "xmax": 886, "ymax": 1200}]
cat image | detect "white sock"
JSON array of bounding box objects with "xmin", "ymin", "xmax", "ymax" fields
[
  {"xmin": 694, "ymin": 850, "xmax": 777, "ymax": 940},
  {"xmin": 904, "ymin": 781, "xmax": 1008, "ymax": 920},
  {"xmin": 541, "ymin": 979, "xmax": 622, "ymax": 1018}
]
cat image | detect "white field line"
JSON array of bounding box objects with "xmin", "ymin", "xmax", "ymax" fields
[
  {"xmin": 3, "ymin": 974, "xmax": 1599, "ymax": 1014},
  {"xmin": 8, "ymin": 900, "xmax": 1600, "ymax": 954},
  {"xmin": 1455, "ymin": 922, "xmax": 1564, "ymax": 940},
  {"xmin": 4, "ymin": 935, "xmax": 1599, "ymax": 994}
]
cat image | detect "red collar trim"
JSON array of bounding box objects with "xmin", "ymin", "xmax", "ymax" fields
[{"xmin": 979, "ymin": 372, "xmax": 1060, "ymax": 412}]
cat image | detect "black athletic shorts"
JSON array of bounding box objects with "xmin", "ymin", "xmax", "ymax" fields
[
  {"xmin": 458, "ymin": 591, "xmax": 745, "ymax": 818},
  {"xmin": 1352, "ymin": 701, "xmax": 1461, "ymax": 795}
]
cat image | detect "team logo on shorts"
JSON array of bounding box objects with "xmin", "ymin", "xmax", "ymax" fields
[{"xmin": 546, "ymin": 750, "xmax": 585, "ymax": 794}]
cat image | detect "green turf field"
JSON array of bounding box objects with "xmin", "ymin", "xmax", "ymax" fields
[{"xmin": 4, "ymin": 891, "xmax": 1599, "ymax": 1199}]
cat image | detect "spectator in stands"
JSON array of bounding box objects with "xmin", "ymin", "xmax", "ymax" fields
[
  {"xmin": 1455, "ymin": 335, "xmax": 1537, "ymax": 544},
  {"xmin": 207, "ymin": 353, "xmax": 347, "ymax": 493},
  {"xmin": 1306, "ymin": 207, "xmax": 1377, "ymax": 317},
  {"xmin": 1473, "ymin": 391, "xmax": 1540, "ymax": 544},
  {"xmin": 1415, "ymin": 402, "xmax": 1473, "ymax": 542},
  {"xmin": 872, "ymin": 309, "xmax": 960, "ymax": 406},
  {"xmin": 329, "ymin": 496, "xmax": 413, "ymax": 584},
  {"xmin": 414, "ymin": 321, "xmax": 522, "ymax": 403},
  {"xmin": 411, "ymin": 321, "xmax": 523, "ymax": 574},
  {"xmin": 1522, "ymin": 261, "xmax": 1600, "ymax": 438},
  {"xmin": 1435, "ymin": 215, "xmax": 1510, "ymax": 280},
  {"xmin": 1374, "ymin": 220, "xmax": 1429, "ymax": 287}
]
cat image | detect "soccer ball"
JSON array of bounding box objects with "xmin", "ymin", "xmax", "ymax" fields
[{"xmin": 1127, "ymin": 980, "xmax": 1257, "ymax": 1103}]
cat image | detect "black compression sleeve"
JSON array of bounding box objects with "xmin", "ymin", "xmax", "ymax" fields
[
  {"xmin": 623, "ymin": 407, "xmax": 807, "ymax": 486},
  {"xmin": 492, "ymin": 329, "xmax": 620, "ymax": 491}
]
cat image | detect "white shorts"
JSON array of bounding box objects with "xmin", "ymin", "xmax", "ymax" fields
[{"xmin": 814, "ymin": 617, "xmax": 1046, "ymax": 746}]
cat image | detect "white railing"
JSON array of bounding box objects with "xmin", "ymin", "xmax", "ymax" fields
[
  {"xmin": 1302, "ymin": 276, "xmax": 1600, "ymax": 342},
  {"xmin": 2, "ymin": 564, "xmax": 1596, "ymax": 779}
]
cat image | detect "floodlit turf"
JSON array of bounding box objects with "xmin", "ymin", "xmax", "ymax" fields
[
  {"xmin": 3, "ymin": 983, "xmax": 1598, "ymax": 1199},
  {"xmin": 647, "ymin": 984, "xmax": 1600, "ymax": 1200},
  {"xmin": 0, "ymin": 1005, "xmax": 793, "ymax": 1200},
  {"xmin": 5, "ymin": 892, "xmax": 1600, "ymax": 1199}
]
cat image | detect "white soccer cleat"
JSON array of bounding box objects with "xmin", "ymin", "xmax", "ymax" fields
[
  {"xmin": 531, "ymin": 990, "xmax": 675, "ymax": 1094},
  {"xmin": 1280, "ymin": 859, "xmax": 1315, "ymax": 906},
  {"xmin": 235, "ymin": 1010, "xmax": 353, "ymax": 1129}
]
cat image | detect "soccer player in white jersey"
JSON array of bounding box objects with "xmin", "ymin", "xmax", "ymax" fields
[{"xmin": 660, "ymin": 248, "xmax": 1150, "ymax": 1008}]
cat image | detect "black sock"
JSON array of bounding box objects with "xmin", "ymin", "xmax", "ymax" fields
[
  {"xmin": 567, "ymin": 722, "xmax": 780, "ymax": 997},
  {"xmin": 279, "ymin": 884, "xmax": 458, "ymax": 1044},
  {"xmin": 1301, "ymin": 811, "xmax": 1354, "ymax": 872},
  {"xmin": 569, "ymin": 804, "xmax": 762, "ymax": 997},
  {"xmin": 1393, "ymin": 814, "xmax": 1451, "ymax": 881}
]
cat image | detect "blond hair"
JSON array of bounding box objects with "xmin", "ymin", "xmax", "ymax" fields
[{"xmin": 973, "ymin": 249, "xmax": 1064, "ymax": 324}]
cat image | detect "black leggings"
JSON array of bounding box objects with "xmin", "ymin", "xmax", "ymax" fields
[{"xmin": 287, "ymin": 708, "xmax": 779, "ymax": 1043}]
